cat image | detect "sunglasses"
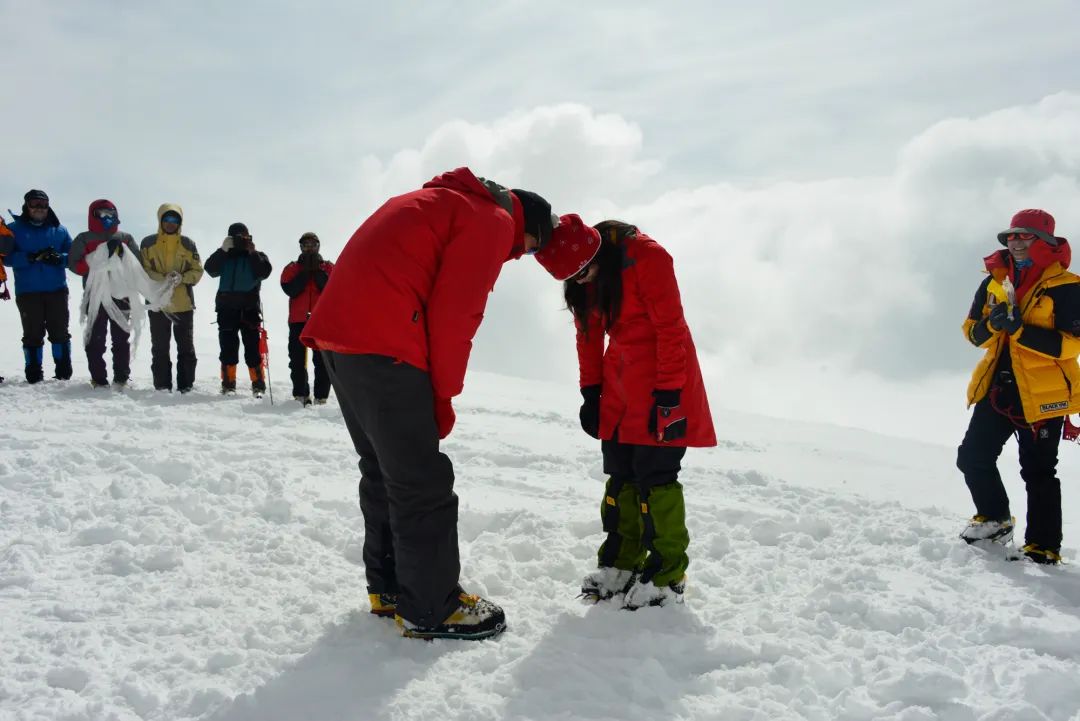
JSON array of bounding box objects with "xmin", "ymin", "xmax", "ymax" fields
[
  {"xmin": 27, "ymin": 201, "xmax": 49, "ymax": 210},
  {"xmin": 161, "ymin": 215, "xmax": 181, "ymax": 224},
  {"xmin": 571, "ymin": 264, "xmax": 593, "ymax": 283},
  {"xmin": 95, "ymin": 208, "xmax": 117, "ymax": 219},
  {"xmin": 1006, "ymin": 232, "xmax": 1038, "ymax": 241}
]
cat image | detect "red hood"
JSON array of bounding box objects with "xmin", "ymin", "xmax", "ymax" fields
[
  {"xmin": 983, "ymin": 237, "xmax": 1072, "ymax": 302},
  {"xmin": 984, "ymin": 237, "xmax": 1072, "ymax": 273},
  {"xmin": 423, "ymin": 166, "xmax": 525, "ymax": 261},
  {"xmin": 88, "ymin": 199, "xmax": 118, "ymax": 235},
  {"xmin": 423, "ymin": 167, "xmax": 490, "ymax": 197}
]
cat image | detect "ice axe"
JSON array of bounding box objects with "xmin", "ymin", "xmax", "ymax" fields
[{"xmin": 259, "ymin": 325, "xmax": 274, "ymax": 405}]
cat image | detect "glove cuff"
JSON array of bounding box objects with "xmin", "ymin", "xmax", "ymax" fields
[
  {"xmin": 652, "ymin": 388, "xmax": 681, "ymax": 407},
  {"xmin": 580, "ymin": 384, "xmax": 601, "ymax": 402}
]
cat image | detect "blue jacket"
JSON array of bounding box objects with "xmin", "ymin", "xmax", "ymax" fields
[{"xmin": 2, "ymin": 215, "xmax": 72, "ymax": 295}]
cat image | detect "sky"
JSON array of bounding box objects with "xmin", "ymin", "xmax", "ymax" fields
[{"xmin": 2, "ymin": 0, "xmax": 1080, "ymax": 442}]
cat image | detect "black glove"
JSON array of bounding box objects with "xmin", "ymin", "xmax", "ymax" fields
[
  {"xmin": 988, "ymin": 302, "xmax": 1023, "ymax": 335},
  {"xmin": 579, "ymin": 385, "xmax": 601, "ymax": 439},
  {"xmin": 648, "ymin": 389, "xmax": 687, "ymax": 443},
  {"xmin": 38, "ymin": 248, "xmax": 62, "ymax": 265}
]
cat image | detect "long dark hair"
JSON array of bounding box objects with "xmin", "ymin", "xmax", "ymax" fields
[{"xmin": 565, "ymin": 220, "xmax": 636, "ymax": 334}]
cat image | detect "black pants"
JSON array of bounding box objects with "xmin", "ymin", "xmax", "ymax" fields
[
  {"xmin": 324, "ymin": 352, "xmax": 459, "ymax": 628},
  {"xmin": 16, "ymin": 289, "xmax": 70, "ymax": 347},
  {"xmin": 86, "ymin": 299, "xmax": 130, "ymax": 385},
  {"xmin": 288, "ymin": 321, "xmax": 330, "ymax": 400},
  {"xmin": 957, "ymin": 393, "xmax": 1064, "ymax": 550},
  {"xmin": 217, "ymin": 307, "xmax": 261, "ymax": 368},
  {"xmin": 149, "ymin": 310, "xmax": 196, "ymax": 391}
]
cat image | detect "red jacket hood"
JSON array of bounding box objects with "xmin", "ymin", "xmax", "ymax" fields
[
  {"xmin": 88, "ymin": 199, "xmax": 118, "ymax": 235},
  {"xmin": 984, "ymin": 237, "xmax": 1072, "ymax": 273},
  {"xmin": 983, "ymin": 237, "xmax": 1072, "ymax": 302},
  {"xmin": 424, "ymin": 167, "xmax": 525, "ymax": 260},
  {"xmin": 423, "ymin": 167, "xmax": 490, "ymax": 197}
]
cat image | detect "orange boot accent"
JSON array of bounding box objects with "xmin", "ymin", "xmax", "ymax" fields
[{"xmin": 220, "ymin": 364, "xmax": 237, "ymax": 392}]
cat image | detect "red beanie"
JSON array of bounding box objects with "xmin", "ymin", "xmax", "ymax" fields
[{"xmin": 533, "ymin": 214, "xmax": 602, "ymax": 281}]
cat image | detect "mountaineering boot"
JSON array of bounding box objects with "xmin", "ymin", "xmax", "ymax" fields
[
  {"xmin": 622, "ymin": 575, "xmax": 687, "ymax": 610},
  {"xmin": 314, "ymin": 398, "xmax": 328, "ymax": 405},
  {"xmin": 1021, "ymin": 543, "xmax": 1062, "ymax": 565},
  {"xmin": 249, "ymin": 366, "xmax": 266, "ymax": 397},
  {"xmin": 52, "ymin": 341, "xmax": 72, "ymax": 380},
  {"xmin": 221, "ymin": 364, "xmax": 238, "ymax": 394},
  {"xmin": 24, "ymin": 346, "xmax": 43, "ymax": 384},
  {"xmin": 294, "ymin": 394, "xmax": 312, "ymax": 406},
  {"xmin": 395, "ymin": 589, "xmax": 506, "ymax": 641},
  {"xmin": 369, "ymin": 592, "xmax": 398, "ymax": 617},
  {"xmin": 580, "ymin": 567, "xmax": 637, "ymax": 602},
  {"xmin": 959, "ymin": 515, "xmax": 1015, "ymax": 545}
]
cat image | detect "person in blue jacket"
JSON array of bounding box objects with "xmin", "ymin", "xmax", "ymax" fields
[
  {"xmin": 203, "ymin": 222, "xmax": 272, "ymax": 395},
  {"xmin": 2, "ymin": 190, "xmax": 73, "ymax": 383}
]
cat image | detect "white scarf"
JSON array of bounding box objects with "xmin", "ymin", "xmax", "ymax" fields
[{"xmin": 80, "ymin": 242, "xmax": 175, "ymax": 354}]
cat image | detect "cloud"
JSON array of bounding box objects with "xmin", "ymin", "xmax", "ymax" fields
[
  {"xmin": 333, "ymin": 94, "xmax": 1080, "ymax": 441},
  {"xmin": 349, "ymin": 104, "xmax": 661, "ymax": 210}
]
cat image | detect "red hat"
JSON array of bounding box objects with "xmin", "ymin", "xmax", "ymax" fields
[
  {"xmin": 998, "ymin": 209, "xmax": 1059, "ymax": 246},
  {"xmin": 534, "ymin": 214, "xmax": 602, "ymax": 281}
]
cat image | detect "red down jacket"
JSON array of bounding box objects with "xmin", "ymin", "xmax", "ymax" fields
[
  {"xmin": 281, "ymin": 258, "xmax": 334, "ymax": 323},
  {"xmin": 301, "ymin": 167, "xmax": 526, "ymax": 401},
  {"xmin": 576, "ymin": 232, "xmax": 716, "ymax": 447}
]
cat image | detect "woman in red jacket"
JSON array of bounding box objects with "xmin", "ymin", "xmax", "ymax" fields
[{"xmin": 535, "ymin": 214, "xmax": 716, "ymax": 609}]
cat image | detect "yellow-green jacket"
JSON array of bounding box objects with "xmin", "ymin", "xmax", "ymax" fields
[
  {"xmin": 140, "ymin": 203, "xmax": 203, "ymax": 313},
  {"xmin": 963, "ymin": 245, "xmax": 1080, "ymax": 423}
]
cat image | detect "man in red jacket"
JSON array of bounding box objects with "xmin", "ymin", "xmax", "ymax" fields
[
  {"xmin": 280, "ymin": 232, "xmax": 333, "ymax": 405},
  {"xmin": 302, "ymin": 167, "xmax": 555, "ymax": 641}
]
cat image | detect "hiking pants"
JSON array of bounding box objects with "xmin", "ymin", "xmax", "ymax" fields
[
  {"xmin": 86, "ymin": 298, "xmax": 130, "ymax": 384},
  {"xmin": 217, "ymin": 307, "xmax": 261, "ymax": 369},
  {"xmin": 323, "ymin": 352, "xmax": 460, "ymax": 628},
  {"xmin": 957, "ymin": 392, "xmax": 1064, "ymax": 550},
  {"xmin": 597, "ymin": 436, "xmax": 689, "ymax": 586},
  {"xmin": 149, "ymin": 310, "xmax": 196, "ymax": 391},
  {"xmin": 289, "ymin": 321, "xmax": 329, "ymax": 400}
]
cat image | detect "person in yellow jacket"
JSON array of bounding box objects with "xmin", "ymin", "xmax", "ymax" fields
[
  {"xmin": 958, "ymin": 209, "xmax": 1079, "ymax": 565},
  {"xmin": 140, "ymin": 204, "xmax": 204, "ymax": 392}
]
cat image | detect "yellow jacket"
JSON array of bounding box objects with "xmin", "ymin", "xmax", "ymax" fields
[
  {"xmin": 963, "ymin": 256, "xmax": 1080, "ymax": 423},
  {"xmin": 140, "ymin": 203, "xmax": 203, "ymax": 313}
]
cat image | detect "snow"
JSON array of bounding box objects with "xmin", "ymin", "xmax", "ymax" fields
[{"xmin": 2, "ymin": 370, "xmax": 1079, "ymax": 721}]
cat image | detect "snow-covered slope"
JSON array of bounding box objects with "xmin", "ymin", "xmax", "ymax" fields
[{"xmin": 2, "ymin": 371, "xmax": 1079, "ymax": 721}]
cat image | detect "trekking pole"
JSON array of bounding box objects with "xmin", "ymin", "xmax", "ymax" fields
[{"xmin": 259, "ymin": 325, "xmax": 274, "ymax": 405}]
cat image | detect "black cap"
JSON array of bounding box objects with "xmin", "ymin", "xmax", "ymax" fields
[
  {"xmin": 24, "ymin": 189, "xmax": 49, "ymax": 204},
  {"xmin": 228, "ymin": 222, "xmax": 249, "ymax": 237},
  {"xmin": 512, "ymin": 189, "xmax": 555, "ymax": 249},
  {"xmin": 299, "ymin": 232, "xmax": 320, "ymax": 245}
]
